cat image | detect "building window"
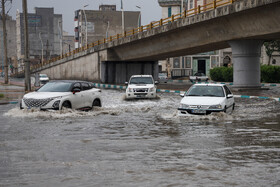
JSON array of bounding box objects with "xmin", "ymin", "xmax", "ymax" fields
[
  {"xmin": 173, "ymin": 58, "xmax": 180, "ymax": 68},
  {"xmin": 168, "ymin": 7, "xmax": 172, "ymax": 17},
  {"xmin": 185, "ymin": 57, "xmax": 192, "ymax": 68},
  {"xmin": 211, "ymin": 56, "xmax": 219, "ymax": 68},
  {"xmin": 190, "ymin": 0, "xmax": 194, "ymax": 9},
  {"xmin": 272, "ymin": 59, "xmax": 276, "ymax": 64}
]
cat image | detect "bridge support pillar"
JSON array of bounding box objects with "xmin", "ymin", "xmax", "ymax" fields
[{"xmin": 228, "ymin": 40, "xmax": 264, "ymax": 88}]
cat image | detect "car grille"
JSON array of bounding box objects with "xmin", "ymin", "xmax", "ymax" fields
[
  {"xmin": 133, "ymin": 88, "xmax": 148, "ymax": 92},
  {"xmin": 23, "ymin": 98, "xmax": 53, "ymax": 108},
  {"xmin": 134, "ymin": 93, "xmax": 148, "ymax": 95},
  {"xmin": 189, "ymin": 105, "xmax": 209, "ymax": 109}
]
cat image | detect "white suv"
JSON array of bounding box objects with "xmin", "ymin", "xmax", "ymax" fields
[{"xmin": 125, "ymin": 75, "xmax": 158, "ymax": 99}]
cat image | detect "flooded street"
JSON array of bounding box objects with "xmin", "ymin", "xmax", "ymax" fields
[{"xmin": 0, "ymin": 89, "xmax": 280, "ymax": 186}]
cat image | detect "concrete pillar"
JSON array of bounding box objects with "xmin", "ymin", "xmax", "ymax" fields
[{"xmin": 228, "ymin": 40, "xmax": 263, "ymax": 88}]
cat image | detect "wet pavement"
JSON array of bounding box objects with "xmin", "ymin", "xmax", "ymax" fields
[{"xmin": 0, "ymin": 89, "xmax": 280, "ymax": 186}]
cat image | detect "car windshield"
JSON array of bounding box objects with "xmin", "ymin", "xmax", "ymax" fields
[
  {"xmin": 159, "ymin": 73, "xmax": 167, "ymax": 77},
  {"xmin": 129, "ymin": 77, "xmax": 154, "ymax": 84},
  {"xmin": 40, "ymin": 74, "xmax": 48, "ymax": 78},
  {"xmin": 37, "ymin": 82, "xmax": 72, "ymax": 92},
  {"xmin": 186, "ymin": 85, "xmax": 225, "ymax": 97}
]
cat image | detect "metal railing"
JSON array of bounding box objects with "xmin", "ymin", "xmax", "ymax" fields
[{"xmin": 17, "ymin": 0, "xmax": 234, "ymax": 74}]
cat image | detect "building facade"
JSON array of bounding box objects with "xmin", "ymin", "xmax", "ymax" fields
[
  {"xmin": 74, "ymin": 5, "xmax": 140, "ymax": 48},
  {"xmin": 62, "ymin": 31, "xmax": 75, "ymax": 54},
  {"xmin": 158, "ymin": 0, "xmax": 232, "ymax": 78},
  {"xmin": 16, "ymin": 7, "xmax": 62, "ymax": 69}
]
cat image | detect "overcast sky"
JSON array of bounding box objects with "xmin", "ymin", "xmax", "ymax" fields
[{"xmin": 8, "ymin": 0, "xmax": 162, "ymax": 35}]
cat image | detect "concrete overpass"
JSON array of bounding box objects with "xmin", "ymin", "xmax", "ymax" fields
[{"xmin": 22, "ymin": 0, "xmax": 280, "ymax": 87}]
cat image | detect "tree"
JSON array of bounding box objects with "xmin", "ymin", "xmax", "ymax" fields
[{"xmin": 264, "ymin": 40, "xmax": 280, "ymax": 65}]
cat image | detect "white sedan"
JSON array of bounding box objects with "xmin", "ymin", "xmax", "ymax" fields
[
  {"xmin": 20, "ymin": 80, "xmax": 102, "ymax": 110},
  {"xmin": 178, "ymin": 84, "xmax": 235, "ymax": 115}
]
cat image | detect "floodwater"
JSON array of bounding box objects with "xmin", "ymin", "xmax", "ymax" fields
[{"xmin": 0, "ymin": 89, "xmax": 280, "ymax": 187}]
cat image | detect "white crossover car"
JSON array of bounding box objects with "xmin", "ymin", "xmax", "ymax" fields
[
  {"xmin": 20, "ymin": 80, "xmax": 102, "ymax": 110},
  {"xmin": 125, "ymin": 75, "xmax": 158, "ymax": 99},
  {"xmin": 178, "ymin": 83, "xmax": 235, "ymax": 115}
]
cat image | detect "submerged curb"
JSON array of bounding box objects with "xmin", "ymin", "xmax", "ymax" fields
[
  {"xmin": 0, "ymin": 101, "xmax": 18, "ymax": 105},
  {"xmin": 93, "ymin": 83, "xmax": 280, "ymax": 102}
]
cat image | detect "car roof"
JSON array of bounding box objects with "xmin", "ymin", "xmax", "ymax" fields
[
  {"xmin": 193, "ymin": 83, "xmax": 225, "ymax": 87},
  {"xmin": 48, "ymin": 80, "xmax": 92, "ymax": 84},
  {"xmin": 131, "ymin": 75, "xmax": 153, "ymax": 78}
]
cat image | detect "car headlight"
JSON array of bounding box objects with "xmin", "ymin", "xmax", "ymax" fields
[
  {"xmin": 52, "ymin": 100, "xmax": 60, "ymax": 109},
  {"xmin": 149, "ymin": 87, "xmax": 155, "ymax": 92},
  {"xmin": 209, "ymin": 104, "xmax": 222, "ymax": 109},
  {"xmin": 179, "ymin": 103, "xmax": 189, "ymax": 109},
  {"xmin": 127, "ymin": 88, "xmax": 133, "ymax": 92},
  {"xmin": 52, "ymin": 96, "xmax": 63, "ymax": 99}
]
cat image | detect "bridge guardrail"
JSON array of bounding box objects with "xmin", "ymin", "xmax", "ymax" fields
[{"xmin": 15, "ymin": 0, "xmax": 235, "ymax": 75}]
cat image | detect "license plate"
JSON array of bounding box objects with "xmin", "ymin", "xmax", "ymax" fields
[
  {"xmin": 192, "ymin": 109, "xmax": 206, "ymax": 114},
  {"xmin": 136, "ymin": 95, "xmax": 144, "ymax": 98}
]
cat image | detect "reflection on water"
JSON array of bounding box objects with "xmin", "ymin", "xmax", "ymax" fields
[{"xmin": 1, "ymin": 90, "xmax": 280, "ymax": 186}]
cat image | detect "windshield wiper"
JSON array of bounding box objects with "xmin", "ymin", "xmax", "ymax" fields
[
  {"xmin": 187, "ymin": 94, "xmax": 200, "ymax": 96},
  {"xmin": 202, "ymin": 94, "xmax": 217, "ymax": 97}
]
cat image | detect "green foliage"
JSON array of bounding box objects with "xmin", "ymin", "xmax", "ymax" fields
[
  {"xmin": 261, "ymin": 65, "xmax": 280, "ymax": 83},
  {"xmin": 210, "ymin": 66, "xmax": 233, "ymax": 82},
  {"xmin": 264, "ymin": 40, "xmax": 280, "ymax": 65},
  {"xmin": 0, "ymin": 93, "xmax": 4, "ymax": 99},
  {"xmin": 210, "ymin": 65, "xmax": 280, "ymax": 83},
  {"xmin": 264, "ymin": 40, "xmax": 280, "ymax": 57}
]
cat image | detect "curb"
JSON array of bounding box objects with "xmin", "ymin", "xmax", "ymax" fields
[
  {"xmin": 167, "ymin": 80, "xmax": 280, "ymax": 87},
  {"xmin": 93, "ymin": 83, "xmax": 280, "ymax": 102},
  {"xmin": 0, "ymin": 101, "xmax": 18, "ymax": 105}
]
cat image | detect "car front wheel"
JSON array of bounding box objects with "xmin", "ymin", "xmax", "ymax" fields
[
  {"xmin": 19, "ymin": 101, "xmax": 23, "ymax": 110},
  {"xmin": 223, "ymin": 106, "xmax": 227, "ymax": 113},
  {"xmin": 61, "ymin": 101, "xmax": 71, "ymax": 110}
]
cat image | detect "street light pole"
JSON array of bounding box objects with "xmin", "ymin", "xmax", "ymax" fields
[
  {"xmin": 82, "ymin": 4, "xmax": 88, "ymax": 45},
  {"xmin": 136, "ymin": 6, "xmax": 141, "ymax": 27},
  {"xmin": 39, "ymin": 32, "xmax": 43, "ymax": 63},
  {"xmin": 106, "ymin": 21, "xmax": 109, "ymax": 38},
  {"xmin": 58, "ymin": 21, "xmax": 62, "ymax": 56},
  {"xmin": 22, "ymin": 0, "xmax": 31, "ymax": 91}
]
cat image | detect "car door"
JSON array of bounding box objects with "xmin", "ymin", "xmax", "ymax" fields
[
  {"xmin": 81, "ymin": 82, "xmax": 94, "ymax": 108},
  {"xmin": 71, "ymin": 82, "xmax": 84, "ymax": 109},
  {"xmin": 224, "ymin": 85, "xmax": 234, "ymax": 109}
]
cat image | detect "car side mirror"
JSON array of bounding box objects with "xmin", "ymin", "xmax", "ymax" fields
[
  {"xmin": 125, "ymin": 82, "xmax": 128, "ymax": 85},
  {"xmin": 72, "ymin": 87, "xmax": 81, "ymax": 94},
  {"xmin": 155, "ymin": 81, "xmax": 159, "ymax": 84},
  {"xmin": 227, "ymin": 94, "xmax": 233, "ymax": 98},
  {"xmin": 180, "ymin": 93, "xmax": 185, "ymax": 97}
]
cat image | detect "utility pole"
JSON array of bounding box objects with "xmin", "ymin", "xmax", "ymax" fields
[
  {"xmin": 1, "ymin": 0, "xmax": 9, "ymax": 84},
  {"xmin": 22, "ymin": 0, "xmax": 31, "ymax": 91}
]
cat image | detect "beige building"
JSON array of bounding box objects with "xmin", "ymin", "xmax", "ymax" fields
[
  {"xmin": 16, "ymin": 7, "xmax": 63, "ymax": 69},
  {"xmin": 62, "ymin": 31, "xmax": 75, "ymax": 54},
  {"xmin": 74, "ymin": 5, "xmax": 140, "ymax": 48}
]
